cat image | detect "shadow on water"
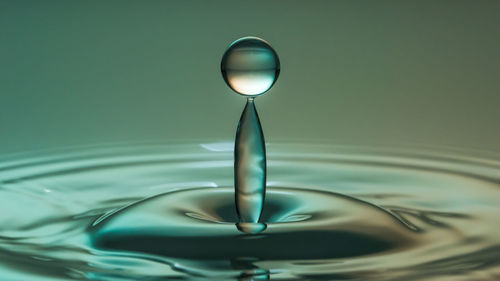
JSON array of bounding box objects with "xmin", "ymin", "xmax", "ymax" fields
[{"xmin": 93, "ymin": 230, "xmax": 395, "ymax": 260}]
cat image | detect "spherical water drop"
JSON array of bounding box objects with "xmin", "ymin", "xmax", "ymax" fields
[{"xmin": 221, "ymin": 37, "xmax": 280, "ymax": 97}]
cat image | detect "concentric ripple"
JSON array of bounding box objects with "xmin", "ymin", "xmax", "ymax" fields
[
  {"xmin": 0, "ymin": 142, "xmax": 499, "ymax": 281},
  {"xmin": 90, "ymin": 187, "xmax": 419, "ymax": 261}
]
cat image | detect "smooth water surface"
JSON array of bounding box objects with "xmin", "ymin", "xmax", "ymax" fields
[{"xmin": 0, "ymin": 143, "xmax": 500, "ymax": 280}]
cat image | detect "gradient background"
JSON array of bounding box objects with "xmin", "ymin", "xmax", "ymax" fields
[{"xmin": 1, "ymin": 1, "xmax": 499, "ymax": 155}]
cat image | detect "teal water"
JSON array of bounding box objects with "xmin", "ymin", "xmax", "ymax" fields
[{"xmin": 0, "ymin": 143, "xmax": 500, "ymax": 280}]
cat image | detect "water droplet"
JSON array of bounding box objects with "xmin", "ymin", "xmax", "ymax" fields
[{"xmin": 221, "ymin": 37, "xmax": 280, "ymax": 97}]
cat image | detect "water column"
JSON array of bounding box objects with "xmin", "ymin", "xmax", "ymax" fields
[{"xmin": 220, "ymin": 37, "xmax": 280, "ymax": 233}]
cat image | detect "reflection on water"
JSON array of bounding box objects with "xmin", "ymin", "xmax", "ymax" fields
[{"xmin": 0, "ymin": 142, "xmax": 499, "ymax": 280}]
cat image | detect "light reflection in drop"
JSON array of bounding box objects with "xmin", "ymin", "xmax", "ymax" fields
[{"xmin": 221, "ymin": 37, "xmax": 280, "ymax": 97}]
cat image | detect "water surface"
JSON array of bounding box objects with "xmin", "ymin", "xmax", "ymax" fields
[{"xmin": 0, "ymin": 142, "xmax": 499, "ymax": 280}]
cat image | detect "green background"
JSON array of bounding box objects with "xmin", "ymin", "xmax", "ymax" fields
[{"xmin": 1, "ymin": 1, "xmax": 499, "ymax": 154}]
